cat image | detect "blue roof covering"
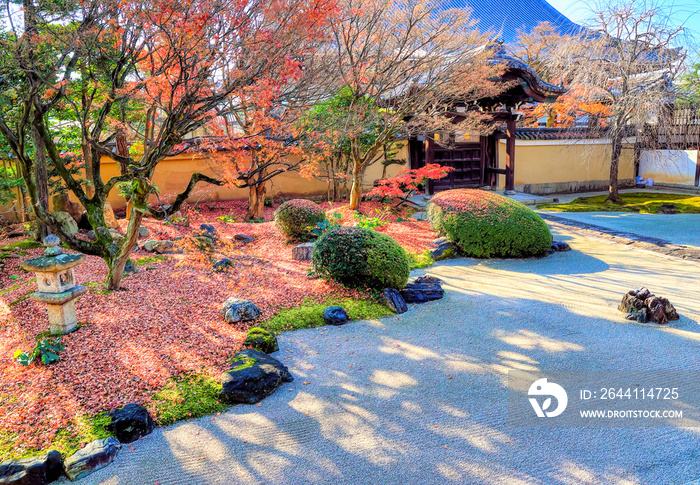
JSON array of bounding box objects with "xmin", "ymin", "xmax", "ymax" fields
[{"xmin": 451, "ymin": 0, "xmax": 584, "ymax": 44}]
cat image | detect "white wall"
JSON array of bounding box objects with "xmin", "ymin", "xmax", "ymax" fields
[{"xmin": 639, "ymin": 150, "xmax": 698, "ymax": 185}]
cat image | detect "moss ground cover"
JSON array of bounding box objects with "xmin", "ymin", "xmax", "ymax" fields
[{"xmin": 540, "ymin": 192, "xmax": 700, "ymax": 214}]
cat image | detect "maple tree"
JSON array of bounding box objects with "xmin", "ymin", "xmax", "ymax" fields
[
  {"xmin": 307, "ymin": 0, "xmax": 506, "ymax": 211},
  {"xmin": 0, "ymin": 0, "xmax": 337, "ymax": 289},
  {"xmin": 368, "ymin": 164, "xmax": 453, "ymax": 204},
  {"xmin": 544, "ymin": 0, "xmax": 688, "ymax": 202}
]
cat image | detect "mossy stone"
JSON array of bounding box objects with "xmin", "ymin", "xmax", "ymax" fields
[{"xmin": 243, "ymin": 327, "xmax": 279, "ymax": 354}]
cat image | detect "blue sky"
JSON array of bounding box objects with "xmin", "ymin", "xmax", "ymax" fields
[{"xmin": 546, "ymin": 0, "xmax": 700, "ymax": 38}]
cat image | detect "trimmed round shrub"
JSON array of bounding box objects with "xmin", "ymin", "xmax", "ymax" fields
[
  {"xmin": 427, "ymin": 189, "xmax": 552, "ymax": 258},
  {"xmin": 312, "ymin": 226, "xmax": 410, "ymax": 289},
  {"xmin": 274, "ymin": 199, "xmax": 326, "ymax": 240}
]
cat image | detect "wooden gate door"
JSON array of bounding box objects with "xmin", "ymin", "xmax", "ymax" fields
[{"xmin": 430, "ymin": 143, "xmax": 482, "ymax": 192}]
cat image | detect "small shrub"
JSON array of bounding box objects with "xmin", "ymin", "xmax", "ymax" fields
[
  {"xmin": 312, "ymin": 226, "xmax": 410, "ymax": 289},
  {"xmin": 427, "ymin": 189, "xmax": 552, "ymax": 258},
  {"xmin": 274, "ymin": 199, "xmax": 327, "ymax": 240},
  {"xmin": 310, "ymin": 212, "xmax": 342, "ymax": 238},
  {"xmin": 14, "ymin": 338, "xmax": 65, "ymax": 366}
]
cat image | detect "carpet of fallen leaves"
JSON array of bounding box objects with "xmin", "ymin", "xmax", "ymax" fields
[{"xmin": 0, "ymin": 199, "xmax": 435, "ymax": 455}]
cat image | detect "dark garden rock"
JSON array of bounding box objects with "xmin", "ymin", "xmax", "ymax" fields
[
  {"xmin": 323, "ymin": 306, "xmax": 348, "ymax": 326},
  {"xmin": 78, "ymin": 212, "xmax": 92, "ymax": 231},
  {"xmin": 381, "ymin": 288, "xmax": 408, "ymax": 314},
  {"xmin": 658, "ymin": 204, "xmax": 680, "ymax": 214},
  {"xmin": 234, "ymin": 234, "xmax": 254, "ymax": 244},
  {"xmin": 550, "ymin": 241, "xmax": 572, "ymax": 253},
  {"xmin": 243, "ymin": 327, "xmax": 279, "ymax": 354},
  {"xmin": 0, "ymin": 450, "xmax": 62, "ymax": 485},
  {"xmin": 429, "ymin": 240, "xmax": 456, "ymax": 261},
  {"xmin": 292, "ymin": 242, "xmax": 314, "ymax": 261},
  {"xmin": 143, "ymin": 239, "xmax": 175, "ymax": 254},
  {"xmin": 107, "ymin": 403, "xmax": 154, "ymax": 444},
  {"xmin": 221, "ymin": 298, "xmax": 262, "ymax": 323},
  {"xmin": 198, "ymin": 223, "xmax": 218, "ymax": 240},
  {"xmin": 85, "ymin": 230, "xmax": 97, "ymax": 241},
  {"xmin": 63, "ymin": 437, "xmax": 121, "ymax": 481},
  {"xmin": 400, "ymin": 276, "xmax": 444, "ymax": 304},
  {"xmin": 213, "ymin": 258, "xmax": 234, "ymax": 273},
  {"xmin": 618, "ymin": 287, "xmax": 679, "ymax": 325},
  {"xmin": 221, "ymin": 349, "xmax": 293, "ymax": 404},
  {"xmin": 123, "ymin": 259, "xmax": 138, "ymax": 275}
]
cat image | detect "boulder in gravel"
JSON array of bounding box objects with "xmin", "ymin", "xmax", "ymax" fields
[
  {"xmin": 0, "ymin": 450, "xmax": 63, "ymax": 485},
  {"xmin": 221, "ymin": 298, "xmax": 261, "ymax": 323},
  {"xmin": 550, "ymin": 241, "xmax": 572, "ymax": 253},
  {"xmin": 381, "ymin": 288, "xmax": 408, "ymax": 314},
  {"xmin": 63, "ymin": 437, "xmax": 121, "ymax": 481},
  {"xmin": 107, "ymin": 403, "xmax": 154, "ymax": 444},
  {"xmin": 400, "ymin": 276, "xmax": 444, "ymax": 304},
  {"xmin": 138, "ymin": 226, "xmax": 150, "ymax": 238},
  {"xmin": 142, "ymin": 239, "xmax": 175, "ymax": 254},
  {"xmin": 221, "ymin": 349, "xmax": 293, "ymax": 404},
  {"xmin": 619, "ymin": 288, "xmax": 679, "ymax": 325},
  {"xmin": 243, "ymin": 327, "xmax": 279, "ymax": 354},
  {"xmin": 233, "ymin": 234, "xmax": 254, "ymax": 244},
  {"xmin": 323, "ymin": 306, "xmax": 348, "ymax": 326},
  {"xmin": 291, "ymin": 242, "xmax": 314, "ymax": 261}
]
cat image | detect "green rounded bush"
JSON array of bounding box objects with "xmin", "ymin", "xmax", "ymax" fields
[
  {"xmin": 312, "ymin": 226, "xmax": 410, "ymax": 289},
  {"xmin": 427, "ymin": 189, "xmax": 552, "ymax": 258},
  {"xmin": 274, "ymin": 199, "xmax": 326, "ymax": 240}
]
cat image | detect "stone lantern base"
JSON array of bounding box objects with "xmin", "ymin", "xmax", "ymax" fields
[{"xmin": 30, "ymin": 286, "xmax": 87, "ymax": 335}]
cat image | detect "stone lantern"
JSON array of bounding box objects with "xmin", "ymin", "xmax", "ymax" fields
[{"xmin": 21, "ymin": 235, "xmax": 87, "ymax": 335}]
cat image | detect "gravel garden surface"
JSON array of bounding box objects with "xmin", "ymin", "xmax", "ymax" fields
[{"xmin": 75, "ymin": 225, "xmax": 700, "ymax": 485}]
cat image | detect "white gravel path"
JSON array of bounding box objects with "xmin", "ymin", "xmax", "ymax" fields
[{"xmin": 74, "ymin": 227, "xmax": 700, "ymax": 485}]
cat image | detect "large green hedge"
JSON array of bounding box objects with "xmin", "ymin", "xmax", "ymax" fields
[
  {"xmin": 312, "ymin": 226, "xmax": 410, "ymax": 289},
  {"xmin": 274, "ymin": 199, "xmax": 326, "ymax": 241},
  {"xmin": 427, "ymin": 189, "xmax": 552, "ymax": 258}
]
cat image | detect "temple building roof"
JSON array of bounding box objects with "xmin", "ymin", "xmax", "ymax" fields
[{"xmin": 445, "ymin": 0, "xmax": 584, "ymax": 44}]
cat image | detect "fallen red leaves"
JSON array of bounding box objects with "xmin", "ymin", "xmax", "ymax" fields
[{"xmin": 0, "ymin": 199, "xmax": 435, "ymax": 456}]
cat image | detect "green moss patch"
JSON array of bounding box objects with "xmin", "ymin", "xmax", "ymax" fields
[
  {"xmin": 135, "ymin": 255, "xmax": 167, "ymax": 266},
  {"xmin": 151, "ymin": 374, "xmax": 227, "ymax": 427},
  {"xmin": 408, "ymin": 250, "xmax": 434, "ymax": 269},
  {"xmin": 540, "ymin": 192, "xmax": 700, "ymax": 214},
  {"xmin": 0, "ymin": 413, "xmax": 111, "ymax": 462},
  {"xmin": 0, "ymin": 240, "xmax": 42, "ymax": 252},
  {"xmin": 260, "ymin": 296, "xmax": 392, "ymax": 333}
]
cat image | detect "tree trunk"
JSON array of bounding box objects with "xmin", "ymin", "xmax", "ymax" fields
[
  {"xmin": 30, "ymin": 123, "xmax": 50, "ymax": 240},
  {"xmin": 105, "ymin": 198, "xmax": 144, "ymax": 290},
  {"xmin": 246, "ymin": 183, "xmax": 266, "ymax": 220},
  {"xmin": 607, "ymin": 128, "xmax": 623, "ymax": 204},
  {"xmin": 348, "ymin": 160, "xmax": 363, "ymax": 210}
]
